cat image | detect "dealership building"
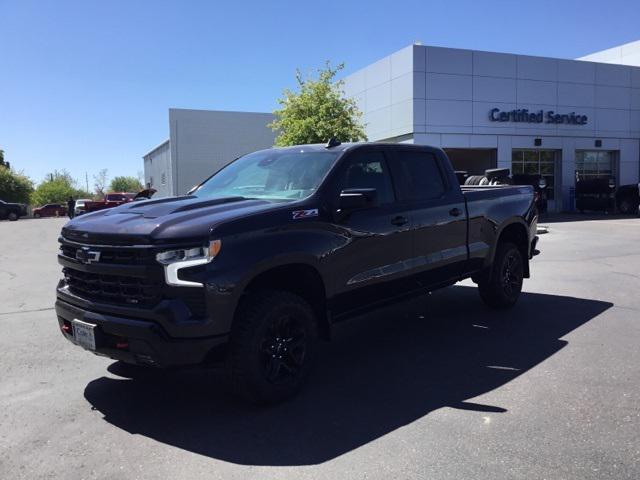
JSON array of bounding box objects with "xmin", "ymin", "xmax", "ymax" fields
[{"xmin": 144, "ymin": 41, "xmax": 640, "ymax": 211}]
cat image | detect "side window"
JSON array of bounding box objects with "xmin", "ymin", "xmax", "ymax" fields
[
  {"xmin": 339, "ymin": 150, "xmax": 395, "ymax": 204},
  {"xmin": 394, "ymin": 150, "xmax": 446, "ymax": 201}
]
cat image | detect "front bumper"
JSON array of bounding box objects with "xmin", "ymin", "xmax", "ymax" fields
[{"xmin": 55, "ymin": 297, "xmax": 229, "ymax": 367}]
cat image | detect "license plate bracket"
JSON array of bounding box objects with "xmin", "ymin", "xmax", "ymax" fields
[{"xmin": 72, "ymin": 319, "xmax": 96, "ymax": 351}]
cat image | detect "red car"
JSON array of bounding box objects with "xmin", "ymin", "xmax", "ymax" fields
[
  {"xmin": 33, "ymin": 203, "xmax": 68, "ymax": 218},
  {"xmin": 80, "ymin": 192, "xmax": 137, "ymax": 214}
]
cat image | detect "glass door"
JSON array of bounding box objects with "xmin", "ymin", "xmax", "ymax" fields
[
  {"xmin": 575, "ymin": 151, "xmax": 617, "ymax": 182},
  {"xmin": 512, "ymin": 150, "xmax": 559, "ymax": 211}
]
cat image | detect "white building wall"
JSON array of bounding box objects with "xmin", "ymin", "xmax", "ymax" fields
[
  {"xmin": 143, "ymin": 140, "xmax": 172, "ymax": 198},
  {"xmin": 579, "ymin": 40, "xmax": 640, "ymax": 67},
  {"xmin": 169, "ymin": 109, "xmax": 276, "ymax": 196}
]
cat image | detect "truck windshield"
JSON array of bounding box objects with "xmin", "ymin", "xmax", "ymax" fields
[{"xmin": 193, "ymin": 149, "xmax": 340, "ymax": 201}]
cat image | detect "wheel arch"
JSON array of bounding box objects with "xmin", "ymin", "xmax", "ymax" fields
[
  {"xmin": 238, "ymin": 262, "xmax": 330, "ymax": 340},
  {"xmin": 479, "ymin": 219, "xmax": 531, "ymax": 282}
]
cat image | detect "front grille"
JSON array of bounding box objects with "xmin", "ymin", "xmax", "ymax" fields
[
  {"xmin": 60, "ymin": 244, "xmax": 156, "ymax": 265},
  {"xmin": 63, "ymin": 268, "xmax": 161, "ymax": 307},
  {"xmin": 60, "ymin": 240, "xmax": 208, "ymax": 318}
]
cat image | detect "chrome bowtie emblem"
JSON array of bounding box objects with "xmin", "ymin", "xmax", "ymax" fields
[{"xmin": 76, "ymin": 247, "xmax": 101, "ymax": 265}]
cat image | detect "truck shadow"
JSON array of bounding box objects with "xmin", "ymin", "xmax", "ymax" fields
[{"xmin": 84, "ymin": 285, "xmax": 612, "ymax": 466}]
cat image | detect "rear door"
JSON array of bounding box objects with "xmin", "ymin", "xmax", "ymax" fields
[
  {"xmin": 389, "ymin": 147, "xmax": 468, "ymax": 287},
  {"xmin": 325, "ymin": 146, "xmax": 416, "ymax": 315}
]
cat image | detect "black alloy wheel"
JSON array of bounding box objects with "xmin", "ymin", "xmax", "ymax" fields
[
  {"xmin": 260, "ymin": 314, "xmax": 307, "ymax": 385},
  {"xmin": 478, "ymin": 242, "xmax": 524, "ymax": 309},
  {"xmin": 500, "ymin": 249, "xmax": 523, "ymax": 299}
]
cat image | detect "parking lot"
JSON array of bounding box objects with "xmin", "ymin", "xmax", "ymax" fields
[{"xmin": 0, "ymin": 215, "xmax": 639, "ymax": 479}]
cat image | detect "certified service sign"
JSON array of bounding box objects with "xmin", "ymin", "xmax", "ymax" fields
[{"xmin": 490, "ymin": 108, "xmax": 587, "ymax": 125}]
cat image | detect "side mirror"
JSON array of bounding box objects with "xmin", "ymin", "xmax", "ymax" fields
[
  {"xmin": 538, "ymin": 178, "xmax": 547, "ymax": 189},
  {"xmin": 339, "ymin": 188, "xmax": 378, "ymax": 211}
]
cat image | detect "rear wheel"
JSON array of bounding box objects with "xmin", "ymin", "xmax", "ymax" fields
[
  {"xmin": 478, "ymin": 242, "xmax": 524, "ymax": 309},
  {"xmin": 34, "ymin": 213, "xmax": 41, "ymax": 218},
  {"xmin": 8, "ymin": 212, "xmax": 18, "ymax": 221},
  {"xmin": 230, "ymin": 290, "xmax": 318, "ymax": 405}
]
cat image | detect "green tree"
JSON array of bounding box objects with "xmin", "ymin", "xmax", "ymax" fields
[
  {"xmin": 269, "ymin": 62, "xmax": 367, "ymax": 146},
  {"xmin": 0, "ymin": 165, "xmax": 34, "ymax": 204},
  {"xmin": 109, "ymin": 176, "xmax": 143, "ymax": 193},
  {"xmin": 31, "ymin": 170, "xmax": 90, "ymax": 206}
]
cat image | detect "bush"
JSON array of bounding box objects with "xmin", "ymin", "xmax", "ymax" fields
[
  {"xmin": 0, "ymin": 166, "xmax": 34, "ymax": 204},
  {"xmin": 31, "ymin": 170, "xmax": 91, "ymax": 206}
]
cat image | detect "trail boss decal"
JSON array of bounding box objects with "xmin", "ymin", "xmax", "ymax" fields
[{"xmin": 292, "ymin": 208, "xmax": 318, "ymax": 219}]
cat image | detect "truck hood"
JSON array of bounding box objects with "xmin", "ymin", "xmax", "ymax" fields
[{"xmin": 62, "ymin": 196, "xmax": 281, "ymax": 244}]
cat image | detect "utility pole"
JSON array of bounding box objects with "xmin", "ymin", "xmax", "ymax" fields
[{"xmin": 85, "ymin": 172, "xmax": 89, "ymax": 193}]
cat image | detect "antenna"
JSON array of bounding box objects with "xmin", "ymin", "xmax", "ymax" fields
[{"xmin": 325, "ymin": 137, "xmax": 341, "ymax": 148}]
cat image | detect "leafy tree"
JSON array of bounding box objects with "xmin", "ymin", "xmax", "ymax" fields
[
  {"xmin": 109, "ymin": 175, "xmax": 143, "ymax": 193},
  {"xmin": 31, "ymin": 170, "xmax": 90, "ymax": 206},
  {"xmin": 94, "ymin": 169, "xmax": 108, "ymax": 197},
  {"xmin": 0, "ymin": 165, "xmax": 34, "ymax": 204},
  {"xmin": 269, "ymin": 62, "xmax": 367, "ymax": 146}
]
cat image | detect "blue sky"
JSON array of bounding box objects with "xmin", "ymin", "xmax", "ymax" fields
[{"xmin": 1, "ymin": 0, "xmax": 638, "ymax": 188}]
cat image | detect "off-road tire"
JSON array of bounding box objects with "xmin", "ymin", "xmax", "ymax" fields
[
  {"xmin": 478, "ymin": 242, "xmax": 524, "ymax": 309},
  {"xmin": 618, "ymin": 199, "xmax": 633, "ymax": 214},
  {"xmin": 230, "ymin": 290, "xmax": 318, "ymax": 405}
]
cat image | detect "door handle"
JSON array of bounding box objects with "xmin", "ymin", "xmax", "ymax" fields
[
  {"xmin": 449, "ymin": 208, "xmax": 462, "ymax": 217},
  {"xmin": 391, "ymin": 215, "xmax": 408, "ymax": 226}
]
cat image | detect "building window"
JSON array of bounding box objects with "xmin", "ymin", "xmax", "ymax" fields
[
  {"xmin": 575, "ymin": 151, "xmax": 616, "ymax": 181},
  {"xmin": 512, "ymin": 150, "xmax": 557, "ymax": 200},
  {"xmin": 149, "ymin": 176, "xmax": 153, "ymax": 187},
  {"xmin": 161, "ymin": 173, "xmax": 166, "ymax": 185}
]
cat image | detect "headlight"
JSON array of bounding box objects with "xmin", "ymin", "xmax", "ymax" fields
[
  {"xmin": 156, "ymin": 240, "xmax": 222, "ymax": 288},
  {"xmin": 156, "ymin": 240, "xmax": 222, "ymax": 265}
]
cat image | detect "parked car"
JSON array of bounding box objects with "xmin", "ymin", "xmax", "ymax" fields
[
  {"xmin": 56, "ymin": 142, "xmax": 539, "ymax": 404},
  {"xmin": 615, "ymin": 184, "xmax": 640, "ymax": 214},
  {"xmin": 74, "ymin": 198, "xmax": 93, "ymax": 216},
  {"xmin": 33, "ymin": 203, "xmax": 67, "ymax": 218},
  {"xmin": 0, "ymin": 199, "xmax": 27, "ymax": 221},
  {"xmin": 81, "ymin": 192, "xmax": 137, "ymax": 214}
]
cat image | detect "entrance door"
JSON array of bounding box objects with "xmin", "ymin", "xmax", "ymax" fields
[{"xmin": 512, "ymin": 150, "xmax": 560, "ymax": 211}]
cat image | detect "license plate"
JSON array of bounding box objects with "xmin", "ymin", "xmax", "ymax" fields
[{"xmin": 72, "ymin": 319, "xmax": 96, "ymax": 351}]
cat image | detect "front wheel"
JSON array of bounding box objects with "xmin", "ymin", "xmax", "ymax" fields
[
  {"xmin": 478, "ymin": 242, "xmax": 524, "ymax": 309},
  {"xmin": 34, "ymin": 213, "xmax": 41, "ymax": 218},
  {"xmin": 8, "ymin": 212, "xmax": 18, "ymax": 221},
  {"xmin": 230, "ymin": 290, "xmax": 318, "ymax": 405},
  {"xmin": 618, "ymin": 199, "xmax": 633, "ymax": 214}
]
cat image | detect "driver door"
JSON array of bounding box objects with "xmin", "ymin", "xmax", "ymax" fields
[{"xmin": 325, "ymin": 147, "xmax": 416, "ymax": 317}]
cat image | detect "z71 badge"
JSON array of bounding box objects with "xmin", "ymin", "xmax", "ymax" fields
[{"xmin": 292, "ymin": 208, "xmax": 318, "ymax": 219}]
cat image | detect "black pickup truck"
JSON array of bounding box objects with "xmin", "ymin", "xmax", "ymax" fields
[
  {"xmin": 0, "ymin": 199, "xmax": 27, "ymax": 221},
  {"xmin": 56, "ymin": 142, "xmax": 539, "ymax": 403}
]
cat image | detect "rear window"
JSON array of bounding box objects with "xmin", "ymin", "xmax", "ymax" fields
[{"xmin": 394, "ymin": 150, "xmax": 446, "ymax": 201}]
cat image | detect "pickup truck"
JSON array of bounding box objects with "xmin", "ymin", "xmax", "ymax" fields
[
  {"xmin": 0, "ymin": 199, "xmax": 27, "ymax": 221},
  {"xmin": 55, "ymin": 142, "xmax": 539, "ymax": 404},
  {"xmin": 79, "ymin": 192, "xmax": 136, "ymax": 215}
]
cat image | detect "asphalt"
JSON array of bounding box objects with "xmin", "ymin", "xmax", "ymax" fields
[{"xmin": 0, "ymin": 215, "xmax": 639, "ymax": 479}]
